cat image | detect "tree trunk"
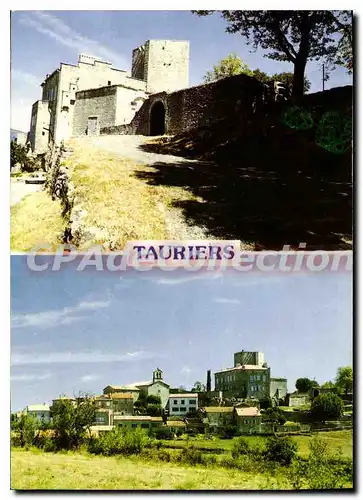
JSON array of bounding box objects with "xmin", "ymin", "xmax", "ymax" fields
[{"xmin": 292, "ymin": 57, "xmax": 307, "ymax": 99}]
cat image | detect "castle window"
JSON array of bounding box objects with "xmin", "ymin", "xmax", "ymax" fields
[{"xmin": 70, "ymin": 100, "xmax": 75, "ymax": 105}]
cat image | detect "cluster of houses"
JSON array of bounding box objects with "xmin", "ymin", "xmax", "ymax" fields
[{"xmin": 20, "ymin": 350, "xmax": 323, "ymax": 435}]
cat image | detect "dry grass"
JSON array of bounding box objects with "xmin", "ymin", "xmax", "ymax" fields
[
  {"xmin": 11, "ymin": 191, "xmax": 64, "ymax": 252},
  {"xmin": 11, "ymin": 449, "xmax": 287, "ymax": 490},
  {"xmin": 65, "ymin": 140, "xmax": 203, "ymax": 249}
]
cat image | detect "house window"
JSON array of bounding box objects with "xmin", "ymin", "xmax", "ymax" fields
[
  {"xmin": 181, "ymin": 400, "xmax": 185, "ymax": 405},
  {"xmin": 70, "ymin": 99, "xmax": 75, "ymax": 105},
  {"xmin": 173, "ymin": 400, "xmax": 178, "ymax": 405},
  {"xmin": 141, "ymin": 423, "xmax": 149, "ymax": 429},
  {"xmin": 172, "ymin": 407, "xmax": 179, "ymax": 412},
  {"xmin": 189, "ymin": 400, "xmax": 196, "ymax": 405},
  {"xmin": 42, "ymin": 131, "xmax": 45, "ymax": 136},
  {"xmin": 180, "ymin": 407, "xmax": 186, "ymax": 412},
  {"xmin": 108, "ymin": 81, "xmax": 111, "ymax": 86},
  {"xmin": 131, "ymin": 423, "xmax": 137, "ymax": 428}
]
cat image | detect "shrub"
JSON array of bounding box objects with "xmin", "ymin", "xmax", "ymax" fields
[
  {"xmin": 310, "ymin": 393, "xmax": 344, "ymax": 422},
  {"xmin": 288, "ymin": 436, "xmax": 353, "ymax": 489},
  {"xmin": 88, "ymin": 427, "xmax": 150, "ymax": 456},
  {"xmin": 177, "ymin": 445, "xmax": 204, "ymax": 465},
  {"xmin": 217, "ymin": 424, "xmax": 240, "ymax": 439},
  {"xmin": 263, "ymin": 436, "xmax": 297, "ymax": 465},
  {"xmin": 152, "ymin": 426, "xmax": 174, "ymax": 440},
  {"xmin": 231, "ymin": 437, "xmax": 251, "ymax": 458}
]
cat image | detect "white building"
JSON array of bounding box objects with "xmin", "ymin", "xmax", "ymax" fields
[
  {"xmin": 168, "ymin": 393, "xmax": 198, "ymax": 416},
  {"xmin": 24, "ymin": 403, "xmax": 51, "ymax": 423}
]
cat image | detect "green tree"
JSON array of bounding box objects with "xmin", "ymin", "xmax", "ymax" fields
[
  {"xmin": 204, "ymin": 54, "xmax": 311, "ymax": 93},
  {"xmin": 321, "ymin": 380, "xmax": 336, "ymax": 389},
  {"xmin": 193, "ymin": 11, "xmax": 351, "ymax": 97},
  {"xmin": 332, "ymin": 11, "xmax": 353, "ymax": 73},
  {"xmin": 264, "ymin": 436, "xmax": 297, "ymax": 465},
  {"xmin": 12, "ymin": 413, "xmax": 37, "ymax": 448},
  {"xmin": 262, "ymin": 407, "xmax": 286, "ymax": 433},
  {"xmin": 310, "ymin": 393, "xmax": 344, "ymax": 422},
  {"xmin": 335, "ymin": 366, "xmax": 353, "ymax": 394},
  {"xmin": 51, "ymin": 395, "xmax": 95, "ymax": 450},
  {"xmin": 295, "ymin": 378, "xmax": 318, "ymax": 393},
  {"xmin": 204, "ymin": 53, "xmax": 252, "ymax": 83}
]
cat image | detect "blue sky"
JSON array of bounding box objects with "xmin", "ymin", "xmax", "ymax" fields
[
  {"xmin": 11, "ymin": 256, "xmax": 352, "ymax": 411},
  {"xmin": 11, "ymin": 10, "xmax": 353, "ymax": 132}
]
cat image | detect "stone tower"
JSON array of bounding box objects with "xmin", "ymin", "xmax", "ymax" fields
[{"xmin": 131, "ymin": 39, "xmax": 189, "ymax": 94}]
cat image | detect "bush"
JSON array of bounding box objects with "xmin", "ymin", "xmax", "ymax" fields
[
  {"xmin": 152, "ymin": 426, "xmax": 174, "ymax": 440},
  {"xmin": 177, "ymin": 445, "xmax": 204, "ymax": 465},
  {"xmin": 288, "ymin": 436, "xmax": 353, "ymax": 489},
  {"xmin": 217, "ymin": 424, "xmax": 240, "ymax": 439},
  {"xmin": 263, "ymin": 436, "xmax": 297, "ymax": 465},
  {"xmin": 88, "ymin": 427, "xmax": 150, "ymax": 456},
  {"xmin": 231, "ymin": 437, "xmax": 251, "ymax": 458},
  {"xmin": 310, "ymin": 393, "xmax": 344, "ymax": 422}
]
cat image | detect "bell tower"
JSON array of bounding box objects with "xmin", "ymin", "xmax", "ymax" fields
[{"xmin": 153, "ymin": 367, "xmax": 163, "ymax": 383}]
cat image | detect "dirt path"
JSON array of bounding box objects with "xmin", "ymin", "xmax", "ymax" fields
[
  {"xmin": 10, "ymin": 180, "xmax": 42, "ymax": 207},
  {"xmin": 73, "ymin": 135, "xmax": 198, "ymax": 167},
  {"xmin": 68, "ymin": 136, "xmax": 213, "ymax": 241}
]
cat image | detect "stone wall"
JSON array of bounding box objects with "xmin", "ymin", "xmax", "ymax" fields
[{"xmin": 73, "ymin": 86, "xmax": 118, "ymax": 136}]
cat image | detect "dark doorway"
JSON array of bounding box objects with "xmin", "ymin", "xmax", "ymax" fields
[{"xmin": 150, "ymin": 101, "xmax": 165, "ymax": 136}]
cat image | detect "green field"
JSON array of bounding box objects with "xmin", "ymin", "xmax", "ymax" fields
[
  {"xmin": 11, "ymin": 430, "xmax": 353, "ymax": 490},
  {"xmin": 161, "ymin": 430, "xmax": 353, "ymax": 458},
  {"xmin": 11, "ymin": 449, "xmax": 290, "ymax": 490}
]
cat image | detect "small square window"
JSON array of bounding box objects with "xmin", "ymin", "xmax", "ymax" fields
[
  {"xmin": 181, "ymin": 400, "xmax": 185, "ymax": 405},
  {"xmin": 70, "ymin": 99, "xmax": 75, "ymax": 105},
  {"xmin": 173, "ymin": 400, "xmax": 177, "ymax": 405}
]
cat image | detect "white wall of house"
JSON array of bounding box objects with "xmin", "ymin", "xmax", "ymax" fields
[{"xmin": 168, "ymin": 394, "xmax": 198, "ymax": 416}]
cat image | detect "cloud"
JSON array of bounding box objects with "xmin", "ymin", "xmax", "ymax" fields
[
  {"xmin": 155, "ymin": 272, "xmax": 222, "ymax": 286},
  {"xmin": 11, "ymin": 350, "xmax": 152, "ymax": 366},
  {"xmin": 213, "ymin": 297, "xmax": 240, "ymax": 304},
  {"xmin": 80, "ymin": 374, "xmax": 100, "ymax": 383},
  {"xmin": 19, "ymin": 11, "xmax": 128, "ymax": 68},
  {"xmin": 12, "ymin": 299, "xmax": 110, "ymax": 329},
  {"xmin": 180, "ymin": 366, "xmax": 192, "ymax": 375},
  {"xmin": 11, "ymin": 373, "xmax": 51, "ymax": 382},
  {"xmin": 12, "ymin": 70, "xmax": 42, "ymax": 88}
]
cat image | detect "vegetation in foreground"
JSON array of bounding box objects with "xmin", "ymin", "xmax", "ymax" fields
[
  {"xmin": 11, "ymin": 425, "xmax": 353, "ymax": 491},
  {"xmin": 11, "ymin": 191, "xmax": 64, "ymax": 252}
]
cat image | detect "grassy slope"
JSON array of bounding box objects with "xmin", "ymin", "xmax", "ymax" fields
[
  {"xmin": 11, "ymin": 192, "xmax": 64, "ymax": 252},
  {"xmin": 11, "ymin": 449, "xmax": 286, "ymax": 490},
  {"xmin": 11, "ymin": 430, "xmax": 353, "ymax": 490},
  {"xmin": 65, "ymin": 140, "xmax": 202, "ymax": 248}
]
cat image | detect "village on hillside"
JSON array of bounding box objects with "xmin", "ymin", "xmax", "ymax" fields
[{"xmin": 14, "ymin": 350, "xmax": 353, "ymax": 438}]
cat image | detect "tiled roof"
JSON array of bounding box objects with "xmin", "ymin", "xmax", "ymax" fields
[
  {"xmin": 167, "ymin": 420, "xmax": 186, "ymax": 427},
  {"xmin": 104, "ymin": 385, "xmax": 140, "ymax": 391},
  {"xmin": 204, "ymin": 407, "xmax": 234, "ymax": 413},
  {"xmin": 236, "ymin": 407, "xmax": 261, "ymax": 417},
  {"xmin": 169, "ymin": 393, "xmax": 198, "ymax": 398},
  {"xmin": 110, "ymin": 393, "xmax": 134, "ymax": 399}
]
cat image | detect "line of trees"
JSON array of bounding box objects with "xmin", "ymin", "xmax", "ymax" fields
[{"xmin": 193, "ymin": 10, "xmax": 353, "ymax": 97}]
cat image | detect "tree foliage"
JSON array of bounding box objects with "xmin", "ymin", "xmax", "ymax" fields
[
  {"xmin": 310, "ymin": 393, "xmax": 344, "ymax": 422},
  {"xmin": 51, "ymin": 395, "xmax": 95, "ymax": 450},
  {"xmin": 263, "ymin": 436, "xmax": 297, "ymax": 465},
  {"xmin": 335, "ymin": 366, "xmax": 353, "ymax": 394},
  {"xmin": 203, "ymin": 53, "xmax": 310, "ymax": 92},
  {"xmin": 193, "ymin": 11, "xmax": 352, "ymax": 96},
  {"xmin": 295, "ymin": 377, "xmax": 318, "ymax": 393}
]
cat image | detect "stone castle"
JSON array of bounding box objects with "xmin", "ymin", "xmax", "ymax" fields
[{"xmin": 29, "ymin": 39, "xmax": 190, "ymax": 151}]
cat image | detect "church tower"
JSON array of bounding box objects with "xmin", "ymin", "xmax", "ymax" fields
[{"xmin": 153, "ymin": 367, "xmax": 163, "ymax": 383}]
